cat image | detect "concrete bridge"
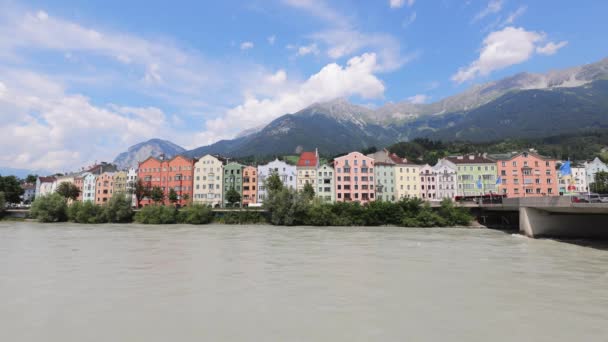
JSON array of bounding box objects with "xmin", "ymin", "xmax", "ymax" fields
[{"xmin": 477, "ymin": 197, "xmax": 608, "ymax": 239}]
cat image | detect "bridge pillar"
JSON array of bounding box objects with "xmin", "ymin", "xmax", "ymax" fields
[{"xmin": 519, "ymin": 207, "xmax": 608, "ymax": 239}]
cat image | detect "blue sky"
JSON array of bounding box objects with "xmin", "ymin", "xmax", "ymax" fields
[{"xmin": 0, "ymin": 0, "xmax": 607, "ymax": 172}]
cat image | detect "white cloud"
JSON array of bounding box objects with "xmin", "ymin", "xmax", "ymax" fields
[
  {"xmin": 267, "ymin": 35, "xmax": 276, "ymax": 45},
  {"xmin": 536, "ymin": 41, "xmax": 568, "ymax": 55},
  {"xmin": 473, "ymin": 0, "xmax": 503, "ymax": 22},
  {"xmin": 240, "ymin": 41, "xmax": 254, "ymax": 50},
  {"xmin": 406, "ymin": 94, "xmax": 429, "ymax": 104},
  {"xmin": 501, "ymin": 5, "xmax": 527, "ymax": 26},
  {"xmin": 0, "ymin": 69, "xmax": 169, "ymax": 171},
  {"xmin": 193, "ymin": 53, "xmax": 385, "ymax": 145},
  {"xmin": 267, "ymin": 69, "xmax": 288, "ymax": 84},
  {"xmin": 451, "ymin": 26, "xmax": 566, "ymax": 83},
  {"xmin": 389, "ymin": 0, "xmax": 415, "ymax": 8},
  {"xmin": 297, "ymin": 43, "xmax": 320, "ymax": 56}
]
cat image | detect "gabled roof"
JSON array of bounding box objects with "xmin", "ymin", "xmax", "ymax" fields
[
  {"xmin": 388, "ymin": 153, "xmax": 409, "ymax": 164},
  {"xmin": 296, "ymin": 152, "xmax": 318, "ymax": 167},
  {"xmin": 38, "ymin": 176, "xmax": 56, "ymax": 183},
  {"xmin": 489, "ymin": 151, "xmax": 554, "ymax": 162}
]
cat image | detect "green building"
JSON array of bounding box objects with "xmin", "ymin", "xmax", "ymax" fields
[
  {"xmin": 446, "ymin": 154, "xmax": 497, "ymax": 197},
  {"xmin": 374, "ymin": 163, "xmax": 395, "ymax": 202},
  {"xmin": 223, "ymin": 162, "xmax": 244, "ymax": 207}
]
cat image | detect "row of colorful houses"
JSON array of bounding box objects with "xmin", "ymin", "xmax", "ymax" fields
[{"xmin": 33, "ymin": 150, "xmax": 608, "ymax": 207}]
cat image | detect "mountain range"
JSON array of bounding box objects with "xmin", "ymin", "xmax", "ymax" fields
[{"xmin": 114, "ymin": 57, "xmax": 608, "ymax": 167}]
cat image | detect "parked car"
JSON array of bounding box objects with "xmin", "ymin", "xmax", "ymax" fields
[
  {"xmin": 600, "ymin": 196, "xmax": 608, "ymax": 203},
  {"xmin": 572, "ymin": 193, "xmax": 602, "ymax": 203}
]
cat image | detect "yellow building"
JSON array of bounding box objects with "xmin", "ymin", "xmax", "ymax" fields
[
  {"xmin": 390, "ymin": 152, "xmax": 422, "ymax": 199},
  {"xmin": 113, "ymin": 171, "xmax": 128, "ymax": 195}
]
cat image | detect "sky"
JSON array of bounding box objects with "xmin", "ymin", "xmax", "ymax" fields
[{"xmin": 1, "ymin": 0, "xmax": 607, "ymax": 173}]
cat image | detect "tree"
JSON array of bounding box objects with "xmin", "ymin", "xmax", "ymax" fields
[
  {"xmin": 226, "ymin": 187, "xmax": 241, "ymax": 207},
  {"xmin": 168, "ymin": 188, "xmax": 179, "ymax": 205},
  {"xmin": 25, "ymin": 174, "xmax": 38, "ymax": 184},
  {"xmin": 30, "ymin": 193, "xmax": 68, "ymax": 222},
  {"xmin": 301, "ymin": 182, "xmax": 315, "ymax": 201},
  {"xmin": 590, "ymin": 171, "xmax": 608, "ymax": 194},
  {"xmin": 0, "ymin": 192, "xmax": 5, "ymax": 216},
  {"xmin": 0, "ymin": 175, "xmax": 24, "ymax": 203},
  {"xmin": 182, "ymin": 193, "xmax": 190, "ymax": 204},
  {"xmin": 150, "ymin": 186, "xmax": 164, "ymax": 205},
  {"xmin": 103, "ymin": 194, "xmax": 133, "ymax": 223},
  {"xmin": 133, "ymin": 179, "xmax": 149, "ymax": 208},
  {"xmin": 55, "ymin": 182, "xmax": 81, "ymax": 200},
  {"xmin": 265, "ymin": 172, "xmax": 283, "ymax": 195}
]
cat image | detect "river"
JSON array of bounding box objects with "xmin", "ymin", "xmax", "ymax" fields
[{"xmin": 0, "ymin": 222, "xmax": 607, "ymax": 341}]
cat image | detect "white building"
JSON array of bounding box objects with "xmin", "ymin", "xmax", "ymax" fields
[
  {"xmin": 257, "ymin": 159, "xmax": 296, "ymax": 203},
  {"xmin": 35, "ymin": 176, "xmax": 57, "ymax": 198},
  {"xmin": 584, "ymin": 157, "xmax": 608, "ymax": 187},
  {"xmin": 193, "ymin": 155, "xmax": 224, "ymax": 207},
  {"xmin": 126, "ymin": 168, "xmax": 138, "ymax": 206},
  {"xmin": 82, "ymin": 173, "xmax": 97, "ymax": 202},
  {"xmin": 419, "ymin": 164, "xmax": 437, "ymax": 201},
  {"xmin": 316, "ymin": 164, "xmax": 335, "ymax": 202},
  {"xmin": 558, "ymin": 164, "xmax": 588, "ymax": 193},
  {"xmin": 433, "ymin": 159, "xmax": 458, "ymax": 201}
]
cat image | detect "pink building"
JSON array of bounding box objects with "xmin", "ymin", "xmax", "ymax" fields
[
  {"xmin": 333, "ymin": 152, "xmax": 375, "ymax": 204},
  {"xmin": 495, "ymin": 151, "xmax": 559, "ymax": 198}
]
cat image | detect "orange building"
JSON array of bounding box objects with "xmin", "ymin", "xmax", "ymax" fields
[
  {"xmin": 242, "ymin": 166, "xmax": 258, "ymax": 206},
  {"xmin": 494, "ymin": 151, "xmax": 559, "ymax": 198},
  {"xmin": 74, "ymin": 176, "xmax": 84, "ymax": 201},
  {"xmin": 138, "ymin": 155, "xmax": 195, "ymax": 206},
  {"xmin": 95, "ymin": 172, "xmax": 115, "ymax": 204}
]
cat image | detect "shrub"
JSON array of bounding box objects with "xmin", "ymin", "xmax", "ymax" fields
[
  {"xmin": 304, "ymin": 201, "xmax": 336, "ymax": 226},
  {"xmin": 178, "ymin": 204, "xmax": 213, "ymax": 224},
  {"xmin": 30, "ymin": 193, "xmax": 68, "ymax": 222},
  {"xmin": 103, "ymin": 194, "xmax": 133, "ymax": 223},
  {"xmin": 0, "ymin": 192, "xmax": 5, "ymax": 217},
  {"xmin": 437, "ymin": 199, "xmax": 473, "ymax": 226},
  {"xmin": 134, "ymin": 205, "xmax": 177, "ymax": 224},
  {"xmin": 219, "ymin": 210, "xmax": 267, "ymax": 224}
]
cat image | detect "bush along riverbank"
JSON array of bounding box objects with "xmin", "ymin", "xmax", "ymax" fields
[{"xmin": 27, "ymin": 176, "xmax": 473, "ymax": 227}]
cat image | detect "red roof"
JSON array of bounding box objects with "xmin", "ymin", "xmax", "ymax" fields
[
  {"xmin": 297, "ymin": 151, "xmax": 318, "ymax": 167},
  {"xmin": 388, "ymin": 153, "xmax": 408, "ymax": 164}
]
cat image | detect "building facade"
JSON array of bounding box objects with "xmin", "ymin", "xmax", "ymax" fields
[
  {"xmin": 433, "ymin": 159, "xmax": 458, "ymax": 201},
  {"xmin": 334, "ymin": 152, "xmax": 375, "ymax": 204},
  {"xmin": 495, "ymin": 151, "xmax": 558, "ymax": 198},
  {"xmin": 296, "ymin": 151, "xmax": 319, "ymax": 192},
  {"xmin": 367, "ymin": 149, "xmax": 395, "ymax": 202},
  {"xmin": 74, "ymin": 176, "xmax": 84, "ymax": 201},
  {"xmin": 126, "ymin": 168, "xmax": 138, "ymax": 207},
  {"xmin": 316, "ymin": 164, "xmax": 335, "ymax": 202},
  {"xmin": 419, "ymin": 164, "xmax": 437, "ymax": 201},
  {"xmin": 35, "ymin": 176, "xmax": 57, "ymax": 198},
  {"xmin": 558, "ymin": 164, "xmax": 587, "ymax": 194},
  {"xmin": 394, "ymin": 162, "xmax": 421, "ymax": 199},
  {"xmin": 82, "ymin": 173, "xmax": 96, "ymax": 202},
  {"xmin": 223, "ymin": 162, "xmax": 244, "ymax": 207},
  {"xmin": 113, "ymin": 171, "xmax": 127, "ymax": 195},
  {"xmin": 193, "ymin": 155, "xmax": 224, "ymax": 207},
  {"xmin": 242, "ymin": 166, "xmax": 258, "ymax": 206},
  {"xmin": 138, "ymin": 155, "xmax": 195, "ymax": 206},
  {"xmin": 446, "ymin": 154, "xmax": 497, "ymax": 197},
  {"xmin": 257, "ymin": 159, "xmax": 296, "ymax": 203},
  {"xmin": 95, "ymin": 172, "xmax": 115, "ymax": 204},
  {"xmin": 584, "ymin": 157, "xmax": 608, "ymax": 187}
]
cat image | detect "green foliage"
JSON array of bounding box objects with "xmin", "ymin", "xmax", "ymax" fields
[
  {"xmin": 265, "ymin": 172, "xmax": 284, "ymax": 194},
  {"xmin": 264, "ymin": 187, "xmax": 310, "ymax": 226},
  {"xmin": 218, "ymin": 211, "xmax": 267, "ymax": 224},
  {"xmin": 0, "ymin": 175, "xmax": 24, "ymax": 203},
  {"xmin": 225, "ymin": 187, "xmax": 242, "ymax": 207},
  {"xmin": 363, "ymin": 200, "xmax": 404, "ymax": 226},
  {"xmin": 103, "ymin": 194, "xmax": 133, "ymax": 223},
  {"xmin": 30, "ymin": 193, "xmax": 68, "ymax": 222},
  {"xmin": 55, "ymin": 182, "xmax": 81, "ymax": 200},
  {"xmin": 134, "ymin": 205, "xmax": 177, "ymax": 224},
  {"xmin": 178, "ymin": 204, "xmax": 213, "ymax": 224},
  {"xmin": 437, "ymin": 198, "xmax": 473, "ymax": 226},
  {"xmin": 150, "ymin": 186, "xmax": 164, "ymax": 204},
  {"xmin": 304, "ymin": 200, "xmax": 336, "ymax": 226},
  {"xmin": 590, "ymin": 171, "xmax": 608, "ymax": 194},
  {"xmin": 301, "ymin": 182, "xmax": 315, "ymax": 201},
  {"xmin": 133, "ymin": 179, "xmax": 149, "ymax": 208},
  {"xmin": 168, "ymin": 188, "xmax": 178, "ymax": 204},
  {"xmin": 25, "ymin": 174, "xmax": 37, "ymax": 184},
  {"xmin": 0, "ymin": 192, "xmax": 5, "ymax": 217},
  {"xmin": 76, "ymin": 201, "xmax": 106, "ymax": 223}
]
